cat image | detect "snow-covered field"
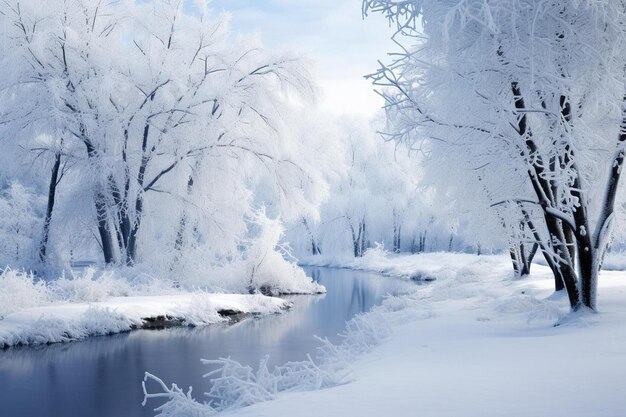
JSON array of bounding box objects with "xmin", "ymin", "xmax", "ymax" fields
[
  {"xmin": 0, "ymin": 269, "xmax": 292, "ymax": 348},
  {"xmin": 145, "ymin": 250, "xmax": 626, "ymax": 417}
]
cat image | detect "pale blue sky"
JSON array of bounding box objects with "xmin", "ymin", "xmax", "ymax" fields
[{"xmin": 209, "ymin": 0, "xmax": 394, "ymax": 116}]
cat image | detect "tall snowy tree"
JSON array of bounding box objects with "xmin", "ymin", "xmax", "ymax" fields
[
  {"xmin": 364, "ymin": 0, "xmax": 626, "ymax": 310},
  {"xmin": 0, "ymin": 0, "xmax": 335, "ymax": 292}
]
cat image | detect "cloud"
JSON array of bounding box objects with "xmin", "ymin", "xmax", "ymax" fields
[{"xmin": 209, "ymin": 0, "xmax": 394, "ymax": 116}]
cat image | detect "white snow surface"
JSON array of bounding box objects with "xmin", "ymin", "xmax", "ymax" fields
[
  {"xmin": 0, "ymin": 293, "xmax": 289, "ymax": 348},
  {"xmin": 145, "ymin": 249, "xmax": 626, "ymax": 417},
  {"xmin": 300, "ymin": 247, "xmax": 483, "ymax": 281}
]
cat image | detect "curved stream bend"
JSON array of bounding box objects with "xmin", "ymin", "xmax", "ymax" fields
[{"xmin": 0, "ymin": 267, "xmax": 417, "ymax": 417}]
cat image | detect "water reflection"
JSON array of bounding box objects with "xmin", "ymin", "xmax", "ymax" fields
[{"xmin": 0, "ymin": 267, "xmax": 415, "ymax": 417}]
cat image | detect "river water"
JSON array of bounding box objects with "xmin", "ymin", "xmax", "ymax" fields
[{"xmin": 0, "ymin": 267, "xmax": 416, "ymax": 417}]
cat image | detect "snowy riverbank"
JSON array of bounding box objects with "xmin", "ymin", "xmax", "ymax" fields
[
  {"xmin": 0, "ymin": 268, "xmax": 295, "ymax": 348},
  {"xmin": 299, "ymin": 248, "xmax": 496, "ymax": 281},
  {"xmin": 0, "ymin": 293, "xmax": 290, "ymax": 348},
  {"xmin": 145, "ymin": 250, "xmax": 626, "ymax": 417}
]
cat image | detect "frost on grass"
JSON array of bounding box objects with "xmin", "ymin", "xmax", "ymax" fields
[
  {"xmin": 0, "ymin": 269, "xmax": 52, "ymax": 317},
  {"xmin": 0, "ymin": 267, "xmax": 170, "ymax": 318},
  {"xmin": 1, "ymin": 306, "xmax": 134, "ymax": 347},
  {"xmin": 0, "ymin": 265, "xmax": 291, "ymax": 347},
  {"xmin": 495, "ymin": 294, "xmax": 566, "ymax": 324},
  {"xmin": 142, "ymin": 302, "xmax": 395, "ymax": 416}
]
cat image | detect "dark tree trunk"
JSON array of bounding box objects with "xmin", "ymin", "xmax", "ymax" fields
[
  {"xmin": 393, "ymin": 223, "xmax": 402, "ymax": 253},
  {"xmin": 94, "ymin": 190, "xmax": 115, "ymax": 264},
  {"xmin": 39, "ymin": 152, "xmax": 62, "ymax": 262},
  {"xmin": 350, "ymin": 222, "xmax": 360, "ymax": 258},
  {"xmin": 127, "ymin": 221, "xmax": 140, "ymax": 264},
  {"xmin": 524, "ymin": 243, "xmax": 539, "ymax": 274},
  {"xmin": 349, "ymin": 218, "xmax": 366, "ymax": 257},
  {"xmin": 125, "ymin": 124, "xmax": 152, "ymax": 265},
  {"xmin": 84, "ymin": 140, "xmax": 116, "ymax": 264},
  {"xmin": 509, "ymin": 247, "xmax": 520, "ymax": 276},
  {"xmin": 512, "ymin": 83, "xmax": 580, "ymax": 307},
  {"xmin": 418, "ymin": 230, "xmax": 427, "ymax": 253},
  {"xmin": 302, "ymin": 218, "xmax": 321, "ymax": 255},
  {"xmin": 360, "ymin": 219, "xmax": 367, "ymax": 256}
]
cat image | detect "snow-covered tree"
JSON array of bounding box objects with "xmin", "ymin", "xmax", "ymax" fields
[
  {"xmin": 288, "ymin": 114, "xmax": 457, "ymax": 259},
  {"xmin": 364, "ymin": 0, "xmax": 626, "ymax": 310},
  {"xmin": 0, "ymin": 0, "xmax": 336, "ymax": 293},
  {"xmin": 0, "ymin": 182, "xmax": 44, "ymax": 264}
]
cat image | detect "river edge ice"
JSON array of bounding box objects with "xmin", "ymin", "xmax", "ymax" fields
[
  {"xmin": 0, "ymin": 294, "xmax": 290, "ymax": 348},
  {"xmin": 144, "ymin": 249, "xmax": 626, "ymax": 417}
]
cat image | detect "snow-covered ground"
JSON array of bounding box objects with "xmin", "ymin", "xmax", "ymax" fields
[
  {"xmin": 299, "ymin": 248, "xmax": 488, "ymax": 281},
  {"xmin": 145, "ymin": 249, "xmax": 626, "ymax": 417}
]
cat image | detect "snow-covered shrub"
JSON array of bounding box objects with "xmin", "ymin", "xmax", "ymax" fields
[
  {"xmin": 0, "ymin": 269, "xmax": 51, "ymax": 317},
  {"xmin": 52, "ymin": 268, "xmax": 135, "ymax": 302},
  {"xmin": 495, "ymin": 294, "xmax": 566, "ymax": 324},
  {"xmin": 144, "ymin": 210, "xmax": 325, "ymax": 296},
  {"xmin": 0, "ymin": 267, "xmax": 179, "ymax": 318},
  {"xmin": 244, "ymin": 212, "xmax": 325, "ymax": 295}
]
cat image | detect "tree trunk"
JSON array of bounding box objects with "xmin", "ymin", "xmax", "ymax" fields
[
  {"xmin": 39, "ymin": 152, "xmax": 62, "ymax": 262},
  {"xmin": 109, "ymin": 176, "xmax": 130, "ymax": 262},
  {"xmin": 303, "ymin": 218, "xmax": 321, "ymax": 255},
  {"xmin": 84, "ymin": 139, "xmax": 116, "ymax": 264},
  {"xmin": 419, "ymin": 230, "xmax": 427, "ymax": 253},
  {"xmin": 509, "ymin": 246, "xmax": 520, "ymax": 276},
  {"xmin": 94, "ymin": 190, "xmax": 115, "ymax": 264},
  {"xmin": 522, "ymin": 243, "xmax": 539, "ymax": 275},
  {"xmin": 360, "ymin": 219, "xmax": 367, "ymax": 256},
  {"xmin": 512, "ymin": 83, "xmax": 579, "ymax": 306},
  {"xmin": 126, "ymin": 192, "xmax": 144, "ymax": 265},
  {"xmin": 349, "ymin": 220, "xmax": 361, "ymax": 258},
  {"xmin": 125, "ymin": 124, "xmax": 152, "ymax": 266}
]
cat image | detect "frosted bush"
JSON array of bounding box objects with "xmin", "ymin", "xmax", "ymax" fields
[
  {"xmin": 143, "ymin": 302, "xmax": 396, "ymax": 416},
  {"xmin": 147, "ymin": 211, "xmax": 326, "ymax": 296},
  {"xmin": 53, "ymin": 268, "xmax": 135, "ymax": 302},
  {"xmin": 245, "ymin": 212, "xmax": 325, "ymax": 295},
  {"xmin": 496, "ymin": 295, "xmax": 566, "ymax": 324},
  {"xmin": 0, "ymin": 267, "xmax": 179, "ymax": 318},
  {"xmin": 359, "ymin": 243, "xmax": 389, "ymax": 265},
  {"xmin": 0, "ymin": 269, "xmax": 52, "ymax": 317}
]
